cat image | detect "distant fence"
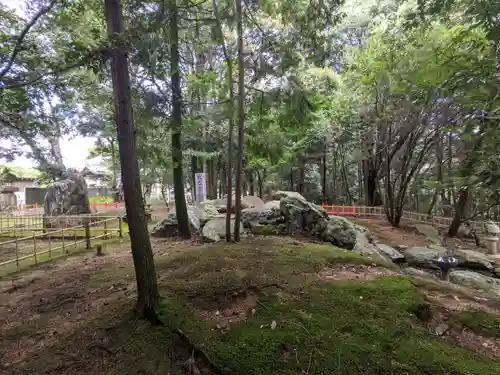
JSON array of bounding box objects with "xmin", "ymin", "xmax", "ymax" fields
[
  {"xmin": 25, "ymin": 187, "xmax": 112, "ymax": 206},
  {"xmin": 0, "ymin": 215, "xmax": 124, "ymax": 275},
  {"xmin": 321, "ymin": 204, "xmax": 500, "ymax": 234}
]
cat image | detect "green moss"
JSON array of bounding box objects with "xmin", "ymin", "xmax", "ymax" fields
[
  {"xmin": 252, "ymin": 224, "xmax": 280, "ymax": 235},
  {"xmin": 154, "ymin": 239, "xmax": 499, "ymax": 375},
  {"xmin": 456, "ymin": 310, "xmax": 500, "ymax": 339}
]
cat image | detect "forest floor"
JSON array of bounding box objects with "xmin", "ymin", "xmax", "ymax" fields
[{"xmin": 1, "ymin": 220, "xmax": 500, "ymax": 375}]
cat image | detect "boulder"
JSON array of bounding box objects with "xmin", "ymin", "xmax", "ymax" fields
[
  {"xmin": 279, "ymin": 195, "xmax": 328, "ymax": 233},
  {"xmin": 211, "ymin": 195, "xmax": 263, "ymax": 213},
  {"xmin": 404, "ymin": 247, "xmax": 446, "ymax": 269},
  {"xmin": 272, "ymin": 191, "xmax": 306, "ymax": 201},
  {"xmin": 453, "ymin": 249, "xmax": 494, "ymax": 271},
  {"xmin": 375, "ymin": 244, "xmax": 405, "ymax": 263},
  {"xmin": 151, "ymin": 205, "xmax": 201, "ymax": 237},
  {"xmin": 241, "ymin": 201, "xmax": 282, "ymax": 229},
  {"xmin": 412, "ymin": 224, "xmax": 440, "ymax": 240},
  {"xmin": 43, "ymin": 170, "xmax": 91, "ymax": 228},
  {"xmin": 202, "ymin": 217, "xmax": 246, "ymax": 242},
  {"xmin": 242, "ymin": 195, "xmax": 265, "ymax": 208},
  {"xmin": 320, "ymin": 216, "xmax": 358, "ymax": 249},
  {"xmin": 449, "ymin": 270, "xmax": 500, "ymax": 296},
  {"xmin": 457, "ymin": 223, "xmax": 473, "ymax": 238}
]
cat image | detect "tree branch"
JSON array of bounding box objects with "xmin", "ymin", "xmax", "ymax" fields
[
  {"xmin": 0, "ymin": 0, "xmax": 60, "ymax": 79},
  {"xmin": 0, "ymin": 48, "xmax": 109, "ymax": 90}
]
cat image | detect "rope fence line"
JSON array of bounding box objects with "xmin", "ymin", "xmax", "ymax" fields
[{"xmin": 321, "ymin": 204, "xmax": 500, "ymax": 234}]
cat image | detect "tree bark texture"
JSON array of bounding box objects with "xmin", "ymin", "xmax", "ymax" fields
[
  {"xmin": 104, "ymin": 0, "xmax": 160, "ymax": 323},
  {"xmin": 169, "ymin": 0, "xmax": 191, "ymax": 238},
  {"xmin": 233, "ymin": 0, "xmax": 245, "ymax": 242}
]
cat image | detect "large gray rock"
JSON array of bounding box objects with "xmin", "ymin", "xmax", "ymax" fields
[
  {"xmin": 412, "ymin": 224, "xmax": 440, "ymax": 240},
  {"xmin": 211, "ymin": 195, "xmax": 263, "ymax": 213},
  {"xmin": 151, "ymin": 205, "xmax": 201, "ymax": 237},
  {"xmin": 457, "ymin": 223, "xmax": 473, "ymax": 238},
  {"xmin": 241, "ymin": 201, "xmax": 282, "ymax": 229},
  {"xmin": 280, "ymin": 195, "xmax": 328, "ymax": 233},
  {"xmin": 43, "ymin": 170, "xmax": 90, "ymax": 228},
  {"xmin": 449, "ymin": 270, "xmax": 500, "ymax": 296},
  {"xmin": 202, "ymin": 217, "xmax": 246, "ymax": 242},
  {"xmin": 404, "ymin": 247, "xmax": 446, "ymax": 268},
  {"xmin": 375, "ymin": 244, "xmax": 405, "ymax": 263},
  {"xmin": 453, "ymin": 249, "xmax": 494, "ymax": 271},
  {"xmin": 197, "ymin": 200, "xmax": 219, "ymax": 217},
  {"xmin": 272, "ymin": 191, "xmax": 306, "ymax": 201},
  {"xmin": 320, "ymin": 216, "xmax": 358, "ymax": 249},
  {"xmin": 242, "ymin": 195, "xmax": 265, "ymax": 208}
]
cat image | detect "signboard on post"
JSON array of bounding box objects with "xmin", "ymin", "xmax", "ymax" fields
[{"xmin": 195, "ymin": 172, "xmax": 207, "ymax": 203}]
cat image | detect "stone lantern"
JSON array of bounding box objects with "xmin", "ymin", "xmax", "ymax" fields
[{"xmin": 484, "ymin": 221, "xmax": 500, "ymax": 256}]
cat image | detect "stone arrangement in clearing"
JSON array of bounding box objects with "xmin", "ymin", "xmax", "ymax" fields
[{"xmin": 152, "ymin": 191, "xmax": 500, "ymax": 296}]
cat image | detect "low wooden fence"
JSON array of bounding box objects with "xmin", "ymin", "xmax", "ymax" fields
[
  {"xmin": 0, "ymin": 216, "xmax": 124, "ymax": 274},
  {"xmin": 321, "ymin": 204, "xmax": 500, "ymax": 234}
]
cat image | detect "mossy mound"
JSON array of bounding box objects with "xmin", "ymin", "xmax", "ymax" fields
[{"xmin": 155, "ymin": 238, "xmax": 500, "ymax": 375}]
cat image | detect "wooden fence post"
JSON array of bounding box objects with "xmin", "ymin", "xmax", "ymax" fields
[
  {"xmin": 85, "ymin": 221, "xmax": 91, "ymax": 249},
  {"xmin": 104, "ymin": 220, "xmax": 108, "ymax": 240},
  {"xmin": 62, "ymin": 227, "xmax": 66, "ymax": 254},
  {"xmin": 118, "ymin": 217, "xmax": 123, "ymax": 238},
  {"xmin": 15, "ymin": 236, "xmax": 19, "ymax": 269},
  {"xmin": 33, "ymin": 232, "xmax": 37, "ymax": 264}
]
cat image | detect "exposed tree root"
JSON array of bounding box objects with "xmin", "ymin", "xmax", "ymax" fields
[{"xmin": 173, "ymin": 328, "xmax": 228, "ymax": 375}]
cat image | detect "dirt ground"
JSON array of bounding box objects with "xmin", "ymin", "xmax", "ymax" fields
[
  {"xmin": 1, "ymin": 219, "xmax": 500, "ymax": 374},
  {"xmin": 353, "ymin": 217, "xmax": 477, "ymax": 249}
]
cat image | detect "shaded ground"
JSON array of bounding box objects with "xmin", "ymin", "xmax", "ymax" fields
[{"xmin": 1, "ymin": 236, "xmax": 500, "ymax": 374}]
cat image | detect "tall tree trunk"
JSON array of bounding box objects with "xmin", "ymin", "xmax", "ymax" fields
[
  {"xmin": 428, "ymin": 131, "xmax": 444, "ymax": 216},
  {"xmin": 233, "ymin": 0, "xmax": 245, "ymax": 242},
  {"xmin": 249, "ymin": 170, "xmax": 255, "ymax": 196},
  {"xmin": 447, "ymin": 132, "xmax": 454, "ymax": 204},
  {"xmin": 290, "ymin": 170, "xmax": 294, "ymax": 191},
  {"xmin": 169, "ymin": 0, "xmax": 190, "ymax": 238},
  {"xmin": 212, "ymin": 0, "xmax": 235, "ymax": 241},
  {"xmin": 448, "ymin": 188, "xmax": 468, "ymax": 236},
  {"xmin": 104, "ymin": 0, "xmax": 159, "ymax": 323},
  {"xmin": 322, "ymin": 150, "xmax": 327, "ymax": 203},
  {"xmin": 298, "ymin": 164, "xmax": 305, "ymax": 194},
  {"xmin": 110, "ymin": 138, "xmax": 118, "ymax": 189},
  {"xmin": 257, "ymin": 171, "xmax": 263, "ymax": 198}
]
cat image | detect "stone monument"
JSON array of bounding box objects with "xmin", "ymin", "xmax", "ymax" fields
[{"xmin": 43, "ymin": 169, "xmax": 91, "ymax": 228}]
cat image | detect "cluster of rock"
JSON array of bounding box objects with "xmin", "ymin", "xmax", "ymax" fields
[
  {"xmin": 150, "ymin": 195, "xmax": 266, "ymax": 241},
  {"xmin": 151, "ymin": 191, "xmax": 400, "ymax": 264},
  {"xmin": 151, "ymin": 191, "xmax": 500, "ymax": 296},
  {"xmin": 402, "ymin": 244, "xmax": 500, "ymax": 295}
]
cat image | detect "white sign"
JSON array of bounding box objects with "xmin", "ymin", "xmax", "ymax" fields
[{"xmin": 195, "ymin": 173, "xmax": 207, "ymax": 203}]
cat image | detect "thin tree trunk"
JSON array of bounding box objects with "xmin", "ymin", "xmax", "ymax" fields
[
  {"xmin": 249, "ymin": 170, "xmax": 255, "ymax": 196},
  {"xmin": 104, "ymin": 0, "xmax": 159, "ymax": 323},
  {"xmin": 257, "ymin": 171, "xmax": 263, "ymax": 198},
  {"xmin": 428, "ymin": 131, "xmax": 444, "ymax": 216},
  {"xmin": 298, "ymin": 164, "xmax": 305, "ymax": 194},
  {"xmin": 169, "ymin": 0, "xmax": 190, "ymax": 238},
  {"xmin": 110, "ymin": 138, "xmax": 117, "ymax": 189},
  {"xmin": 233, "ymin": 0, "xmax": 245, "ymax": 242},
  {"xmin": 322, "ymin": 150, "xmax": 327, "ymax": 203}
]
